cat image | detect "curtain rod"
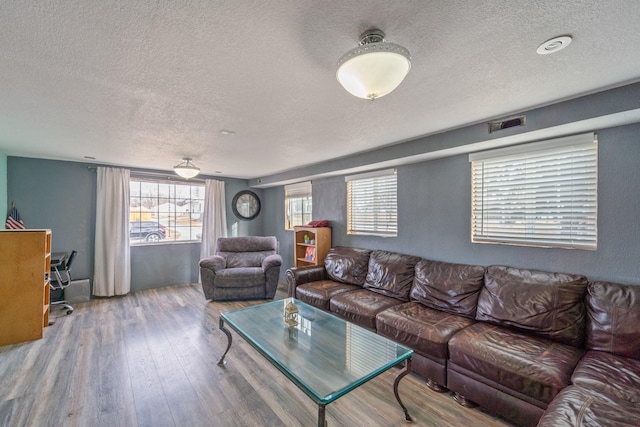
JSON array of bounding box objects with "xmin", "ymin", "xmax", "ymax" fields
[{"xmin": 86, "ymin": 166, "xmax": 206, "ymax": 183}]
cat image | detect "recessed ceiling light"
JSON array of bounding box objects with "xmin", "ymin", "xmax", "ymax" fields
[
  {"xmin": 537, "ymin": 36, "xmax": 572, "ymax": 55},
  {"xmin": 220, "ymin": 130, "xmax": 235, "ymax": 136}
]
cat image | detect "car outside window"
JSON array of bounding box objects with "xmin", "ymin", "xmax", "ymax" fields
[{"xmin": 130, "ymin": 178, "xmax": 204, "ymax": 245}]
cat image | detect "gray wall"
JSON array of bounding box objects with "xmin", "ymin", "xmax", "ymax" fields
[
  {"xmin": 7, "ymin": 159, "xmax": 95, "ymax": 281},
  {"xmin": 267, "ymin": 123, "xmax": 640, "ymax": 286},
  {"xmin": 6, "ymin": 123, "xmax": 640, "ymax": 293},
  {"xmin": 6, "ymin": 157, "xmax": 262, "ymax": 293},
  {"xmin": 0, "ymin": 151, "xmax": 6, "ymax": 221}
]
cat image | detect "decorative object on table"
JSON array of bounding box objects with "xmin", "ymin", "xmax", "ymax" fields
[
  {"xmin": 5, "ymin": 202, "xmax": 26, "ymax": 229},
  {"xmin": 284, "ymin": 300, "xmax": 299, "ymax": 327},
  {"xmin": 173, "ymin": 157, "xmax": 200, "ymax": 179},
  {"xmin": 336, "ymin": 29, "xmax": 411, "ymax": 100},
  {"xmin": 231, "ymin": 190, "xmax": 261, "ymax": 220}
]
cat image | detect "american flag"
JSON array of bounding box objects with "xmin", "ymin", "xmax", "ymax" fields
[{"xmin": 5, "ymin": 206, "xmax": 25, "ymax": 229}]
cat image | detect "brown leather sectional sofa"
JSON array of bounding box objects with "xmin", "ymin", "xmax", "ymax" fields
[{"xmin": 285, "ymin": 246, "xmax": 640, "ymax": 427}]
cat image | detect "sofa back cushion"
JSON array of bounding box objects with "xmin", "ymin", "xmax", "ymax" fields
[
  {"xmin": 410, "ymin": 259, "xmax": 485, "ymax": 318},
  {"xmin": 586, "ymin": 281, "xmax": 640, "ymax": 359},
  {"xmin": 363, "ymin": 250, "xmax": 422, "ymax": 301},
  {"xmin": 476, "ymin": 265, "xmax": 588, "ymax": 347},
  {"xmin": 324, "ymin": 246, "xmax": 371, "ymax": 286},
  {"xmin": 216, "ymin": 236, "xmax": 278, "ymax": 268}
]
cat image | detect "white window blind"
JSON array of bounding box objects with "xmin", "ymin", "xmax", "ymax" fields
[
  {"xmin": 285, "ymin": 181, "xmax": 312, "ymax": 230},
  {"xmin": 470, "ymin": 133, "xmax": 597, "ymax": 250},
  {"xmin": 346, "ymin": 169, "xmax": 397, "ymax": 237}
]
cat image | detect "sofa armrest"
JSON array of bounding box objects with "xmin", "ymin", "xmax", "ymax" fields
[
  {"xmin": 285, "ymin": 265, "xmax": 328, "ymax": 298},
  {"xmin": 199, "ymin": 255, "xmax": 226, "ymax": 271},
  {"xmin": 262, "ymin": 254, "xmax": 282, "ymax": 271}
]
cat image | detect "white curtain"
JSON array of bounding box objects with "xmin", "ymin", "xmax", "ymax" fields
[
  {"xmin": 93, "ymin": 167, "xmax": 131, "ymax": 296},
  {"xmin": 199, "ymin": 179, "xmax": 228, "ymax": 278}
]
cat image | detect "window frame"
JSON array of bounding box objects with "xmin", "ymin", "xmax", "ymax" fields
[
  {"xmin": 129, "ymin": 176, "xmax": 205, "ymax": 246},
  {"xmin": 469, "ymin": 133, "xmax": 598, "ymax": 250},
  {"xmin": 284, "ymin": 181, "xmax": 312, "ymax": 230},
  {"xmin": 346, "ymin": 168, "xmax": 398, "ymax": 237}
]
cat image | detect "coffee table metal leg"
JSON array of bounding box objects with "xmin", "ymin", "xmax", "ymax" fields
[
  {"xmin": 318, "ymin": 404, "xmax": 327, "ymax": 427},
  {"xmin": 394, "ymin": 358, "xmax": 413, "ymax": 423},
  {"xmin": 217, "ymin": 318, "xmax": 233, "ymax": 366}
]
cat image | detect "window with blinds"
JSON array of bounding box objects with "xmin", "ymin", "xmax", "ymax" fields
[
  {"xmin": 285, "ymin": 181, "xmax": 312, "ymax": 230},
  {"xmin": 470, "ymin": 133, "xmax": 597, "ymax": 250},
  {"xmin": 346, "ymin": 169, "xmax": 397, "ymax": 237}
]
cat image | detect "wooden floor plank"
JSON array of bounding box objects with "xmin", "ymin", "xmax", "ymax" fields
[{"xmin": 0, "ymin": 283, "xmax": 514, "ymax": 426}]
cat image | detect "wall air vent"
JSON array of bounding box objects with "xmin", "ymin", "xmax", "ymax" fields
[{"xmin": 488, "ymin": 115, "xmax": 526, "ymax": 134}]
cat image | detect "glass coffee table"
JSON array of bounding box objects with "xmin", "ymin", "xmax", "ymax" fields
[{"xmin": 218, "ymin": 298, "xmax": 413, "ymax": 426}]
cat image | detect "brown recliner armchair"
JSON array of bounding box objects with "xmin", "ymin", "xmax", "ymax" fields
[{"xmin": 199, "ymin": 236, "xmax": 282, "ymax": 301}]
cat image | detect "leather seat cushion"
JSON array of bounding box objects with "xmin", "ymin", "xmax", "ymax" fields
[
  {"xmin": 324, "ymin": 247, "xmax": 371, "ymax": 285},
  {"xmin": 295, "ymin": 280, "xmax": 360, "ymax": 310},
  {"xmin": 330, "ymin": 289, "xmax": 404, "ymax": 330},
  {"xmin": 363, "ymin": 250, "xmax": 422, "ymax": 301},
  {"xmin": 572, "ymin": 350, "xmax": 640, "ymax": 403},
  {"xmin": 448, "ymin": 322, "xmax": 583, "ymax": 404},
  {"xmin": 376, "ymin": 302, "xmax": 475, "ymax": 360},
  {"xmin": 477, "ymin": 265, "xmax": 588, "ymax": 347},
  {"xmin": 537, "ymin": 385, "xmax": 640, "ymax": 427},
  {"xmin": 410, "ymin": 259, "xmax": 485, "ymax": 318},
  {"xmin": 586, "ymin": 280, "xmax": 640, "ymax": 359},
  {"xmin": 215, "ymin": 267, "xmax": 265, "ymax": 288}
]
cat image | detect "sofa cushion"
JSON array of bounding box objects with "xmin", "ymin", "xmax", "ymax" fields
[
  {"xmin": 295, "ymin": 280, "xmax": 360, "ymax": 311},
  {"xmin": 329, "ymin": 289, "xmax": 404, "ymax": 330},
  {"xmin": 363, "ymin": 250, "xmax": 422, "ymax": 301},
  {"xmin": 410, "ymin": 259, "xmax": 485, "ymax": 318},
  {"xmin": 572, "ymin": 350, "xmax": 640, "ymax": 404},
  {"xmin": 476, "ymin": 265, "xmax": 588, "ymax": 347},
  {"xmin": 324, "ymin": 246, "xmax": 371, "ymax": 286},
  {"xmin": 376, "ymin": 302, "xmax": 475, "ymax": 360},
  {"xmin": 216, "ymin": 236, "xmax": 277, "ymax": 268},
  {"xmin": 586, "ymin": 281, "xmax": 640, "ymax": 359},
  {"xmin": 537, "ymin": 385, "xmax": 640, "ymax": 427},
  {"xmin": 448, "ymin": 322, "xmax": 583, "ymax": 405},
  {"xmin": 214, "ymin": 267, "xmax": 265, "ymax": 288}
]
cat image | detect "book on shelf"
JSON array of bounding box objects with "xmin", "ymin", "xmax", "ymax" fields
[{"xmin": 304, "ymin": 246, "xmax": 316, "ymax": 261}]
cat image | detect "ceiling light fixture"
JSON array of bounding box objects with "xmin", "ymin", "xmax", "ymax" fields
[
  {"xmin": 173, "ymin": 157, "xmax": 200, "ymax": 179},
  {"xmin": 537, "ymin": 36, "xmax": 572, "ymax": 55},
  {"xmin": 336, "ymin": 29, "xmax": 411, "ymax": 100}
]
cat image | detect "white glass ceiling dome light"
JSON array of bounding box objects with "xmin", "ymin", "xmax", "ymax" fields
[
  {"xmin": 173, "ymin": 157, "xmax": 200, "ymax": 179},
  {"xmin": 337, "ymin": 29, "xmax": 411, "ymax": 100}
]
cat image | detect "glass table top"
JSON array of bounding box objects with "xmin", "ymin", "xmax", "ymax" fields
[{"xmin": 220, "ymin": 298, "xmax": 413, "ymax": 405}]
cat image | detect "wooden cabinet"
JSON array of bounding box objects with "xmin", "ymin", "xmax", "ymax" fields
[
  {"xmin": 293, "ymin": 226, "xmax": 331, "ymax": 267},
  {"xmin": 0, "ymin": 229, "xmax": 51, "ymax": 346}
]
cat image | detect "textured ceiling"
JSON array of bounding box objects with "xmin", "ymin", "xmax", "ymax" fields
[{"xmin": 2, "ymin": 1, "xmax": 640, "ymax": 179}]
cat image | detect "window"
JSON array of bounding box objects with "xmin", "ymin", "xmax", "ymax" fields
[
  {"xmin": 346, "ymin": 169, "xmax": 397, "ymax": 237},
  {"xmin": 129, "ymin": 178, "xmax": 204, "ymax": 245},
  {"xmin": 285, "ymin": 181, "xmax": 312, "ymax": 230},
  {"xmin": 470, "ymin": 133, "xmax": 597, "ymax": 250}
]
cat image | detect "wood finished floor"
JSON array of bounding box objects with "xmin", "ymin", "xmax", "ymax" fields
[{"xmin": 0, "ymin": 283, "xmax": 514, "ymax": 427}]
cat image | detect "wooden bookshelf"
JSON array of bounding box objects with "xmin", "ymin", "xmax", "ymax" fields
[
  {"xmin": 0, "ymin": 229, "xmax": 52, "ymax": 346},
  {"xmin": 293, "ymin": 226, "xmax": 331, "ymax": 267}
]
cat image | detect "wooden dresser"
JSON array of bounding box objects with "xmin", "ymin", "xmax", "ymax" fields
[{"xmin": 0, "ymin": 229, "xmax": 51, "ymax": 346}]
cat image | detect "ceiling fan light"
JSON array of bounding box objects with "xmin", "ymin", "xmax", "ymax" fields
[
  {"xmin": 337, "ymin": 30, "xmax": 411, "ymax": 100},
  {"xmin": 173, "ymin": 158, "xmax": 200, "ymax": 179}
]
